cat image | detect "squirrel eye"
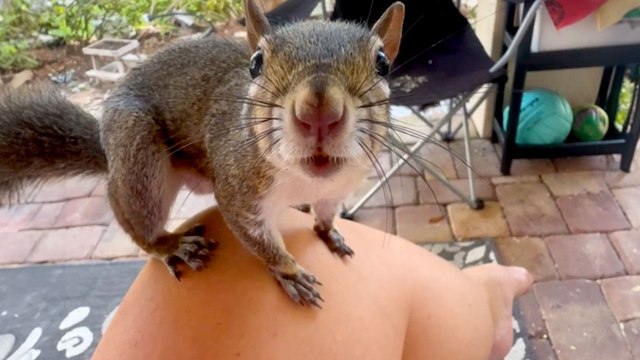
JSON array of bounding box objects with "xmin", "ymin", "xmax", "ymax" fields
[
  {"xmin": 249, "ymin": 50, "xmax": 263, "ymax": 79},
  {"xmin": 375, "ymin": 49, "xmax": 390, "ymax": 77}
]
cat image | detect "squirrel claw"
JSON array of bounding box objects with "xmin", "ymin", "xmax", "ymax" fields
[
  {"xmin": 165, "ymin": 255, "xmax": 183, "ymax": 280},
  {"xmin": 272, "ymin": 267, "xmax": 323, "ymax": 308},
  {"xmin": 314, "ymin": 227, "xmax": 354, "ymax": 258},
  {"xmin": 162, "ymin": 228, "xmax": 219, "ymax": 280},
  {"xmin": 293, "ymin": 204, "xmax": 312, "ymax": 213}
]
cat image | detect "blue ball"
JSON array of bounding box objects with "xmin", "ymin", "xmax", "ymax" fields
[{"xmin": 503, "ymin": 89, "xmax": 573, "ymax": 145}]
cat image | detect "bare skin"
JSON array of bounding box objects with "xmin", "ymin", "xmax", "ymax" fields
[{"xmin": 94, "ymin": 207, "xmax": 532, "ymax": 360}]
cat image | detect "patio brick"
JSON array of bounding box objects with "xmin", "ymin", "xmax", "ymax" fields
[
  {"xmin": 22, "ymin": 202, "xmax": 66, "ymax": 230},
  {"xmin": 495, "ymin": 236, "xmax": 558, "ymax": 281},
  {"xmin": 608, "ymin": 230, "xmax": 640, "ymax": 275},
  {"xmin": 612, "ymin": 187, "xmax": 640, "ymax": 228},
  {"xmin": 27, "ymin": 226, "xmax": 105, "ymax": 263},
  {"xmin": 556, "ymin": 192, "xmax": 630, "ymax": 234},
  {"xmin": 510, "ymin": 158, "xmax": 556, "ymax": 176},
  {"xmin": 546, "ymin": 233, "xmax": 625, "ymax": 280},
  {"xmin": 605, "ymin": 170, "xmax": 640, "ymax": 189},
  {"xmin": 515, "ymin": 290, "xmax": 548, "ymax": 338},
  {"xmin": 367, "ymin": 151, "xmax": 392, "ymax": 177},
  {"xmin": 395, "ymin": 205, "xmax": 452, "ymax": 243},
  {"xmin": 447, "ymin": 201, "xmax": 509, "ymax": 240},
  {"xmin": 600, "ymin": 276, "xmax": 640, "ymax": 322},
  {"xmin": 0, "ymin": 203, "xmax": 42, "ymax": 232},
  {"xmin": 351, "ymin": 207, "xmax": 396, "ymax": 234},
  {"xmin": 490, "ymin": 175, "xmax": 539, "ymax": 186},
  {"xmin": 417, "ymin": 178, "xmax": 495, "ymax": 204},
  {"xmin": 623, "ymin": 319, "xmax": 640, "ymax": 359},
  {"xmin": 92, "ymin": 221, "xmax": 140, "ymax": 259},
  {"xmin": 28, "ymin": 177, "xmax": 99, "ymax": 203},
  {"xmin": 418, "ymin": 143, "xmax": 457, "ymax": 180},
  {"xmin": 54, "ymin": 196, "xmax": 113, "ymax": 228},
  {"xmin": 553, "ymin": 155, "xmax": 608, "ymax": 172},
  {"xmin": 0, "ymin": 231, "xmax": 43, "ymax": 265},
  {"xmin": 344, "ymin": 176, "xmax": 418, "ymax": 209},
  {"xmin": 91, "ymin": 180, "xmax": 108, "ymax": 196},
  {"xmin": 534, "ymin": 280, "xmax": 633, "ymax": 360},
  {"xmin": 496, "ymin": 183, "xmax": 568, "ymax": 237},
  {"xmin": 529, "ymin": 339, "xmax": 557, "ymax": 360},
  {"xmin": 541, "ymin": 171, "xmax": 607, "ymax": 197},
  {"xmin": 450, "ymin": 139, "xmax": 502, "ymax": 178}
]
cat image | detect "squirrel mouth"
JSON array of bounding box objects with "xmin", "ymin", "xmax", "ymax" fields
[{"xmin": 302, "ymin": 152, "xmax": 344, "ymax": 177}]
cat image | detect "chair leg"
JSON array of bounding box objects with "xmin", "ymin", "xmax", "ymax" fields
[
  {"xmin": 460, "ymin": 101, "xmax": 484, "ymax": 210},
  {"xmin": 500, "ymin": 154, "xmax": 514, "ymax": 175},
  {"xmin": 621, "ymin": 83, "xmax": 640, "ymax": 172}
]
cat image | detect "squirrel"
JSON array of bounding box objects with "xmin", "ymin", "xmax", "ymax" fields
[{"xmin": 0, "ymin": 0, "xmax": 404, "ymax": 307}]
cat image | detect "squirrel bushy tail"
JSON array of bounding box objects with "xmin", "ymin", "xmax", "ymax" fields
[{"xmin": 0, "ymin": 84, "xmax": 107, "ymax": 204}]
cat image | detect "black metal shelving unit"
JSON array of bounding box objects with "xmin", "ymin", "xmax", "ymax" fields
[{"xmin": 493, "ymin": 0, "xmax": 640, "ymax": 175}]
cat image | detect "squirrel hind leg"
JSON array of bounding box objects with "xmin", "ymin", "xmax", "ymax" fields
[
  {"xmin": 103, "ymin": 112, "xmax": 217, "ymax": 279},
  {"xmin": 157, "ymin": 225, "xmax": 219, "ymax": 280},
  {"xmin": 312, "ymin": 200, "xmax": 354, "ymax": 258}
]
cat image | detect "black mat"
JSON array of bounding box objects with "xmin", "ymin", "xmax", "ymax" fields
[
  {"xmin": 0, "ymin": 241, "xmax": 532, "ymax": 360},
  {"xmin": 0, "ymin": 260, "xmax": 144, "ymax": 360}
]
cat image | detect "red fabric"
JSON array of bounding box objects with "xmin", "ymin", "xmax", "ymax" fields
[{"xmin": 544, "ymin": 0, "xmax": 608, "ymax": 30}]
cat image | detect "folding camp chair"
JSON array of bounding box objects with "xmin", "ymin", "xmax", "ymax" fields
[
  {"xmin": 245, "ymin": 0, "xmax": 543, "ymax": 217},
  {"xmin": 315, "ymin": 0, "xmax": 503, "ymax": 218},
  {"xmin": 238, "ymin": 0, "xmax": 323, "ymax": 27}
]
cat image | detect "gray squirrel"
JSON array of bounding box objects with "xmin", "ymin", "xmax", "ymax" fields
[{"xmin": 0, "ymin": 0, "xmax": 405, "ymax": 306}]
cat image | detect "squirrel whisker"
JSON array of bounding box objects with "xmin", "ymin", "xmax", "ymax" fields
[
  {"xmin": 234, "ymin": 127, "xmax": 282, "ymax": 153},
  {"xmin": 358, "ymin": 128, "xmax": 431, "ymax": 180},
  {"xmin": 250, "ymin": 79, "xmax": 282, "ymax": 100},
  {"xmin": 357, "ymin": 128, "xmax": 442, "ymax": 208},
  {"xmin": 358, "ymin": 118, "xmax": 474, "ymax": 172},
  {"xmin": 167, "ymin": 138, "xmax": 205, "ymax": 157},
  {"xmin": 357, "ymin": 77, "xmax": 387, "ymax": 100},
  {"xmin": 212, "ymin": 118, "xmax": 282, "ymax": 135},
  {"xmin": 165, "ymin": 120, "xmax": 280, "ymax": 157},
  {"xmin": 358, "ymin": 99, "xmax": 390, "ymax": 109},
  {"xmin": 248, "ymin": 137, "xmax": 281, "ymax": 172},
  {"xmin": 217, "ymin": 96, "xmax": 283, "ymax": 109},
  {"xmin": 355, "ymin": 137, "xmax": 394, "ymax": 246}
]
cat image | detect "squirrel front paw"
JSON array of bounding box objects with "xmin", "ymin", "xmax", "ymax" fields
[
  {"xmin": 314, "ymin": 226, "xmax": 354, "ymax": 258},
  {"xmin": 159, "ymin": 224, "xmax": 218, "ymax": 280},
  {"xmin": 271, "ymin": 264, "xmax": 323, "ymax": 308}
]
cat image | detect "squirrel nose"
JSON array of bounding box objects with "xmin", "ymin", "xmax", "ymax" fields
[{"xmin": 293, "ymin": 88, "xmax": 345, "ymax": 138}]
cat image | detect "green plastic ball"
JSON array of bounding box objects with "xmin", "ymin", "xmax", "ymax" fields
[{"xmin": 571, "ymin": 104, "xmax": 609, "ymax": 142}]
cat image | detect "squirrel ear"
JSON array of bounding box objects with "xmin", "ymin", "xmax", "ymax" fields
[
  {"xmin": 244, "ymin": 0, "xmax": 272, "ymax": 51},
  {"xmin": 371, "ymin": 2, "xmax": 405, "ymax": 63}
]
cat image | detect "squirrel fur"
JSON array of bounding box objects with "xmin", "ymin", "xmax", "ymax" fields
[{"xmin": 0, "ymin": 0, "xmax": 405, "ymax": 306}]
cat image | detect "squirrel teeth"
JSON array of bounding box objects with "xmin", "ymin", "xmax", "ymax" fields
[
  {"xmin": 301, "ymin": 153, "xmax": 346, "ymax": 177},
  {"xmin": 311, "ymin": 154, "xmax": 330, "ymax": 166}
]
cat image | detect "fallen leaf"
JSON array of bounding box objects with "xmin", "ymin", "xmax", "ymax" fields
[{"xmin": 428, "ymin": 215, "xmax": 445, "ymax": 224}]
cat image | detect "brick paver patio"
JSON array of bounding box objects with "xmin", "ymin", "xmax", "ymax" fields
[{"xmin": 1, "ymin": 94, "xmax": 640, "ymax": 359}]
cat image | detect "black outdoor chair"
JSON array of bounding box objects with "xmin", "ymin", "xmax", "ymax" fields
[
  {"xmin": 331, "ymin": 0, "xmax": 508, "ymax": 217},
  {"xmin": 250, "ymin": 0, "xmax": 541, "ymax": 217}
]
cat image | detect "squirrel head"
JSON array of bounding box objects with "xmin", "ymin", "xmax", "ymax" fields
[{"xmin": 243, "ymin": 0, "xmax": 404, "ymax": 179}]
